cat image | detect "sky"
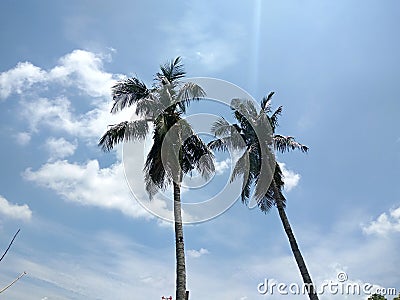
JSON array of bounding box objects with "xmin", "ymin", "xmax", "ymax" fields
[{"xmin": 0, "ymin": 0, "xmax": 400, "ymax": 299}]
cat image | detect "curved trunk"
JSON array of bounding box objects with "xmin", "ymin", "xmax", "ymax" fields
[
  {"xmin": 272, "ymin": 182, "xmax": 319, "ymax": 300},
  {"xmin": 173, "ymin": 180, "xmax": 187, "ymax": 300}
]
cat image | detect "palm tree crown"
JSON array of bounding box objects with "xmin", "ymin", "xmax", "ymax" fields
[
  {"xmin": 99, "ymin": 57, "xmax": 214, "ymax": 195},
  {"xmin": 209, "ymin": 92, "xmax": 308, "ymax": 211}
]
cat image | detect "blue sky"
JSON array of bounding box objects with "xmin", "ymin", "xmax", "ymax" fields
[{"xmin": 0, "ymin": 0, "xmax": 399, "ymax": 299}]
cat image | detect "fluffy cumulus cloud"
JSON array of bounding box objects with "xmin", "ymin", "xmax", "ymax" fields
[
  {"xmin": 23, "ymin": 160, "xmax": 150, "ymax": 219},
  {"xmin": 362, "ymin": 206, "xmax": 400, "ymax": 235},
  {"xmin": 0, "ymin": 62, "xmax": 47, "ymax": 100},
  {"xmin": 21, "ymin": 97, "xmax": 79, "ymax": 134},
  {"xmin": 20, "ymin": 96, "xmax": 133, "ymax": 143},
  {"xmin": 214, "ymin": 158, "xmax": 230, "ymax": 175},
  {"xmin": 45, "ymin": 137, "xmax": 77, "ymax": 160},
  {"xmin": 0, "ymin": 49, "xmax": 136, "ymax": 144},
  {"xmin": 48, "ymin": 49, "xmax": 116, "ymax": 98},
  {"xmin": 0, "ymin": 195, "xmax": 32, "ymax": 221},
  {"xmin": 0, "ymin": 49, "xmax": 118, "ymax": 100},
  {"xmin": 279, "ymin": 162, "xmax": 301, "ymax": 192},
  {"xmin": 22, "ymin": 159, "xmax": 173, "ymax": 220},
  {"xmin": 0, "ymin": 49, "xmax": 175, "ymax": 222}
]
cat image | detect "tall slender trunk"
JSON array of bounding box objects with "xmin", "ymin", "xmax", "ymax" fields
[
  {"xmin": 173, "ymin": 180, "xmax": 187, "ymax": 300},
  {"xmin": 272, "ymin": 182, "xmax": 319, "ymax": 300}
]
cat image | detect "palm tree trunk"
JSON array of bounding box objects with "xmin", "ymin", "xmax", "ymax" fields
[
  {"xmin": 273, "ymin": 182, "xmax": 319, "ymax": 300},
  {"xmin": 173, "ymin": 180, "xmax": 187, "ymax": 300}
]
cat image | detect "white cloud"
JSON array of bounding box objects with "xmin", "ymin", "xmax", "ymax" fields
[
  {"xmin": 0, "ymin": 62, "xmax": 47, "ymax": 100},
  {"xmin": 49, "ymin": 49, "xmax": 116, "ymax": 98},
  {"xmin": 187, "ymin": 248, "xmax": 209, "ymax": 258},
  {"xmin": 0, "ymin": 195, "xmax": 32, "ymax": 221},
  {"xmin": 214, "ymin": 158, "xmax": 230, "ymax": 175},
  {"xmin": 23, "ymin": 160, "xmax": 148, "ymax": 219},
  {"xmin": 362, "ymin": 206, "xmax": 400, "ymax": 235},
  {"xmin": 279, "ymin": 162, "xmax": 301, "ymax": 192},
  {"xmin": 14, "ymin": 131, "xmax": 31, "ymax": 146},
  {"xmin": 21, "ymin": 97, "xmax": 79, "ymax": 134},
  {"xmin": 45, "ymin": 137, "xmax": 77, "ymax": 160},
  {"xmin": 20, "ymin": 96, "xmax": 133, "ymax": 144},
  {"xmin": 2, "ymin": 50, "xmax": 132, "ymax": 147},
  {"xmin": 0, "ymin": 49, "xmax": 118, "ymax": 101},
  {"xmin": 22, "ymin": 159, "xmax": 172, "ymax": 221}
]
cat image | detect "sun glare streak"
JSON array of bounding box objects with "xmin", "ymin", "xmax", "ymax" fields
[{"xmin": 251, "ymin": 0, "xmax": 263, "ymax": 95}]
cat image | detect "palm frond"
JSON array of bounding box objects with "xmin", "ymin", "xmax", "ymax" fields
[
  {"xmin": 261, "ymin": 91, "xmax": 275, "ymax": 111},
  {"xmin": 156, "ymin": 83, "xmax": 175, "ymax": 109},
  {"xmin": 101, "ymin": 57, "xmax": 219, "ymax": 200},
  {"xmin": 98, "ymin": 120, "xmax": 149, "ymax": 152},
  {"xmin": 157, "ymin": 57, "xmax": 185, "ymax": 84},
  {"xmin": 99, "ymin": 121, "xmax": 128, "ymax": 151},
  {"xmin": 176, "ymin": 82, "xmax": 206, "ymax": 113},
  {"xmin": 111, "ymin": 78, "xmax": 149, "ymax": 113},
  {"xmin": 135, "ymin": 94, "xmax": 165, "ymax": 119},
  {"xmin": 252, "ymin": 150, "xmax": 275, "ymax": 203},
  {"xmin": 208, "ymin": 91, "xmax": 307, "ymax": 214},
  {"xmin": 208, "ymin": 138, "xmax": 229, "ymax": 152},
  {"xmin": 274, "ymin": 135, "xmax": 309, "ymax": 153},
  {"xmin": 231, "ymin": 148, "xmax": 250, "ymax": 182},
  {"xmin": 144, "ymin": 131, "xmax": 169, "ymax": 194},
  {"xmin": 182, "ymin": 135, "xmax": 215, "ymax": 179},
  {"xmin": 231, "ymin": 98, "xmax": 258, "ymax": 122},
  {"xmin": 210, "ymin": 117, "xmax": 231, "ymax": 137},
  {"xmin": 180, "ymin": 82, "xmax": 206, "ymax": 99},
  {"xmin": 255, "ymin": 164, "xmax": 284, "ymax": 212},
  {"xmin": 240, "ymin": 172, "xmax": 253, "ymax": 204},
  {"xmin": 269, "ymin": 105, "xmax": 283, "ymax": 130},
  {"xmin": 257, "ymin": 193, "xmax": 275, "ymax": 212}
]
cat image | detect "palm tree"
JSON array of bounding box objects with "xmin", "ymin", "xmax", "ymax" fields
[
  {"xmin": 209, "ymin": 92, "xmax": 319, "ymax": 300},
  {"xmin": 99, "ymin": 57, "xmax": 214, "ymax": 300}
]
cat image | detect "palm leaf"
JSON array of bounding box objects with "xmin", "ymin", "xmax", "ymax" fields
[
  {"xmin": 274, "ymin": 135, "xmax": 309, "ymax": 153},
  {"xmin": 135, "ymin": 94, "xmax": 165, "ymax": 119},
  {"xmin": 208, "ymin": 138, "xmax": 229, "ymax": 152},
  {"xmin": 176, "ymin": 82, "xmax": 206, "ymax": 113},
  {"xmin": 111, "ymin": 77, "xmax": 149, "ymax": 113},
  {"xmin": 157, "ymin": 57, "xmax": 185, "ymax": 84},
  {"xmin": 144, "ymin": 128, "xmax": 169, "ymax": 195},
  {"xmin": 231, "ymin": 98, "xmax": 258, "ymax": 122},
  {"xmin": 231, "ymin": 148, "xmax": 250, "ymax": 182},
  {"xmin": 182, "ymin": 135, "xmax": 215, "ymax": 179},
  {"xmin": 98, "ymin": 120, "xmax": 149, "ymax": 152},
  {"xmin": 269, "ymin": 105, "xmax": 283, "ymax": 130},
  {"xmin": 210, "ymin": 117, "xmax": 231, "ymax": 137},
  {"xmin": 261, "ymin": 91, "xmax": 275, "ymax": 111}
]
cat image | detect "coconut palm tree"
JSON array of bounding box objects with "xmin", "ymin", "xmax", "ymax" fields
[
  {"xmin": 99, "ymin": 57, "xmax": 214, "ymax": 300},
  {"xmin": 209, "ymin": 92, "xmax": 319, "ymax": 300}
]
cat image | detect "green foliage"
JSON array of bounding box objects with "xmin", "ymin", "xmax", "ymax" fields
[
  {"xmin": 99, "ymin": 57, "xmax": 214, "ymax": 197},
  {"xmin": 368, "ymin": 294, "xmax": 387, "ymax": 300},
  {"xmin": 209, "ymin": 93, "xmax": 308, "ymax": 211}
]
